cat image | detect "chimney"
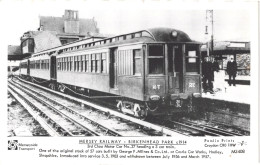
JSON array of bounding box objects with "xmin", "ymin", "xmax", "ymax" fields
[{"xmin": 64, "ymin": 10, "xmax": 79, "ymax": 34}]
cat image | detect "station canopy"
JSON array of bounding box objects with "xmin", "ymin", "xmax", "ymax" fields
[
  {"xmin": 8, "ymin": 45, "xmax": 26, "ymax": 61},
  {"xmin": 201, "ymin": 41, "xmax": 250, "ymax": 56}
]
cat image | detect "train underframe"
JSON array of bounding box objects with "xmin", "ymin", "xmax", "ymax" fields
[{"xmin": 19, "ymin": 74, "xmax": 196, "ymax": 120}]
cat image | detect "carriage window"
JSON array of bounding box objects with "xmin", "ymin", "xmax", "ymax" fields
[
  {"xmin": 74, "ymin": 56, "xmax": 77, "ymax": 71},
  {"xmin": 96, "ymin": 54, "xmax": 101, "ymax": 73},
  {"xmin": 70, "ymin": 57, "xmax": 73, "ymax": 71},
  {"xmin": 101, "ymin": 53, "xmax": 106, "ymax": 73},
  {"xmin": 62, "ymin": 58, "xmax": 65, "ymax": 71},
  {"xmin": 47, "ymin": 60, "xmax": 49, "ymax": 70},
  {"xmin": 91, "ymin": 54, "xmax": 96, "ymax": 72},
  {"xmin": 133, "ymin": 49, "xmax": 141, "ymax": 75},
  {"xmin": 148, "ymin": 45, "xmax": 164, "ymax": 74},
  {"xmin": 82, "ymin": 55, "xmax": 85, "ymax": 72},
  {"xmin": 85, "ymin": 55, "xmax": 89, "ymax": 72},
  {"xmin": 79, "ymin": 56, "xmax": 82, "ymax": 72}
]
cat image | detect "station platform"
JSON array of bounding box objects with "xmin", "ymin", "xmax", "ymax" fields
[
  {"xmin": 202, "ymin": 85, "xmax": 250, "ymax": 104},
  {"xmin": 202, "ymin": 73, "xmax": 251, "ymax": 105},
  {"xmin": 224, "ymin": 75, "xmax": 250, "ymax": 85}
]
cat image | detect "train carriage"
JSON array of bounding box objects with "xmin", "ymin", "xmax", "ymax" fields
[
  {"xmin": 54, "ymin": 28, "xmax": 202, "ymax": 119},
  {"xmin": 19, "ymin": 58, "xmax": 30, "ymax": 78},
  {"xmin": 20, "ymin": 27, "xmax": 202, "ymax": 119},
  {"xmin": 29, "ymin": 54, "xmax": 51, "ymax": 82}
]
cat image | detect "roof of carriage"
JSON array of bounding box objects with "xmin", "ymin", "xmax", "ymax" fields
[
  {"xmin": 33, "ymin": 27, "xmax": 194, "ymax": 57},
  {"xmin": 147, "ymin": 27, "xmax": 192, "ymax": 42}
]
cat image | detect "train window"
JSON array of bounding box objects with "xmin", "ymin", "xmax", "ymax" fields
[
  {"xmin": 96, "ymin": 54, "xmax": 101, "ymax": 73},
  {"xmin": 41, "ymin": 60, "xmax": 43, "ymax": 69},
  {"xmin": 186, "ymin": 50, "xmax": 199, "ymax": 73},
  {"xmin": 74, "ymin": 56, "xmax": 77, "ymax": 72},
  {"xmin": 133, "ymin": 49, "xmax": 142, "ymax": 75},
  {"xmin": 36, "ymin": 60, "xmax": 39, "ymax": 69},
  {"xmin": 148, "ymin": 45, "xmax": 164, "ymax": 74},
  {"xmin": 62, "ymin": 58, "xmax": 64, "ymax": 71},
  {"xmin": 67, "ymin": 57, "xmax": 70, "ymax": 71},
  {"xmin": 111, "ymin": 38, "xmax": 116, "ymax": 42},
  {"xmin": 64, "ymin": 58, "xmax": 66, "ymax": 71},
  {"xmin": 62, "ymin": 58, "xmax": 63, "ymax": 70},
  {"xmin": 68, "ymin": 57, "xmax": 71, "ymax": 71},
  {"xmin": 82, "ymin": 55, "xmax": 85, "ymax": 72},
  {"xmin": 126, "ymin": 34, "xmax": 132, "ymax": 39},
  {"xmin": 77, "ymin": 56, "xmax": 80, "ymax": 72},
  {"xmin": 118, "ymin": 36, "xmax": 125, "ymax": 41},
  {"xmin": 101, "ymin": 53, "xmax": 106, "ymax": 73},
  {"xmin": 85, "ymin": 55, "xmax": 89, "ymax": 72},
  {"xmin": 65, "ymin": 57, "xmax": 68, "ymax": 71},
  {"xmin": 69, "ymin": 57, "xmax": 71, "ymax": 71},
  {"xmin": 78, "ymin": 56, "xmax": 81, "ymax": 72},
  {"xmin": 91, "ymin": 54, "xmax": 96, "ymax": 72}
]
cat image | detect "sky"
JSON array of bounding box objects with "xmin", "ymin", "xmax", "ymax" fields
[{"xmin": 0, "ymin": 0, "xmax": 254, "ymax": 47}]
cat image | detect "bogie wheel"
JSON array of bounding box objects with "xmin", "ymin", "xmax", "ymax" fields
[
  {"xmin": 134, "ymin": 104, "xmax": 148, "ymax": 120},
  {"xmin": 138, "ymin": 107, "xmax": 148, "ymax": 120}
]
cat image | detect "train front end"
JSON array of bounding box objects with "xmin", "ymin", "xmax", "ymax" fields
[{"xmin": 144, "ymin": 28, "xmax": 202, "ymax": 116}]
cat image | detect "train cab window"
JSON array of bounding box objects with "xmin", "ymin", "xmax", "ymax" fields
[
  {"xmin": 133, "ymin": 49, "xmax": 142, "ymax": 75},
  {"xmin": 186, "ymin": 46, "xmax": 199, "ymax": 73},
  {"xmin": 148, "ymin": 45, "xmax": 164, "ymax": 74},
  {"xmin": 101, "ymin": 53, "xmax": 106, "ymax": 73}
]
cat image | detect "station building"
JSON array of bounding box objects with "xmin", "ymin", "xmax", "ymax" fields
[
  {"xmin": 8, "ymin": 9, "xmax": 107, "ymax": 74},
  {"xmin": 201, "ymin": 41, "xmax": 250, "ymax": 76}
]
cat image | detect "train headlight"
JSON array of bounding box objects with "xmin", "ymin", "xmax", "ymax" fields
[
  {"xmin": 171, "ymin": 31, "xmax": 178, "ymax": 37},
  {"xmin": 150, "ymin": 95, "xmax": 160, "ymax": 101}
]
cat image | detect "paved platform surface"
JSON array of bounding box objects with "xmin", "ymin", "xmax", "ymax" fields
[{"xmin": 202, "ymin": 75, "xmax": 250, "ymax": 104}]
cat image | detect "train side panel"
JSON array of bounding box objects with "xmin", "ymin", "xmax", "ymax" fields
[
  {"xmin": 57, "ymin": 72, "xmax": 110, "ymax": 92},
  {"xmin": 30, "ymin": 69, "xmax": 51, "ymax": 80}
]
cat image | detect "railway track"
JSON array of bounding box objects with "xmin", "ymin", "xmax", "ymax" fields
[
  {"xmin": 179, "ymin": 119, "xmax": 243, "ymax": 136},
  {"xmin": 150, "ymin": 116, "xmax": 245, "ymax": 136},
  {"xmin": 168, "ymin": 120, "xmax": 242, "ymax": 136},
  {"xmin": 9, "ymin": 78, "xmax": 185, "ymax": 137},
  {"xmin": 8, "ymin": 81, "xmax": 121, "ymax": 136}
]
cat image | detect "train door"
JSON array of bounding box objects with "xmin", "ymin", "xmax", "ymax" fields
[
  {"xmin": 168, "ymin": 44, "xmax": 184, "ymax": 93},
  {"xmin": 184, "ymin": 44, "xmax": 201, "ymax": 94},
  {"xmin": 50, "ymin": 56, "xmax": 56, "ymax": 80},
  {"xmin": 109, "ymin": 47, "xmax": 118, "ymax": 88}
]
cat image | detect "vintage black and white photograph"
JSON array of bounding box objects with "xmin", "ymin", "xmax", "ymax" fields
[
  {"xmin": 6, "ymin": 2, "xmax": 253, "ymax": 138},
  {"xmin": 2, "ymin": 0, "xmax": 259, "ymax": 164}
]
